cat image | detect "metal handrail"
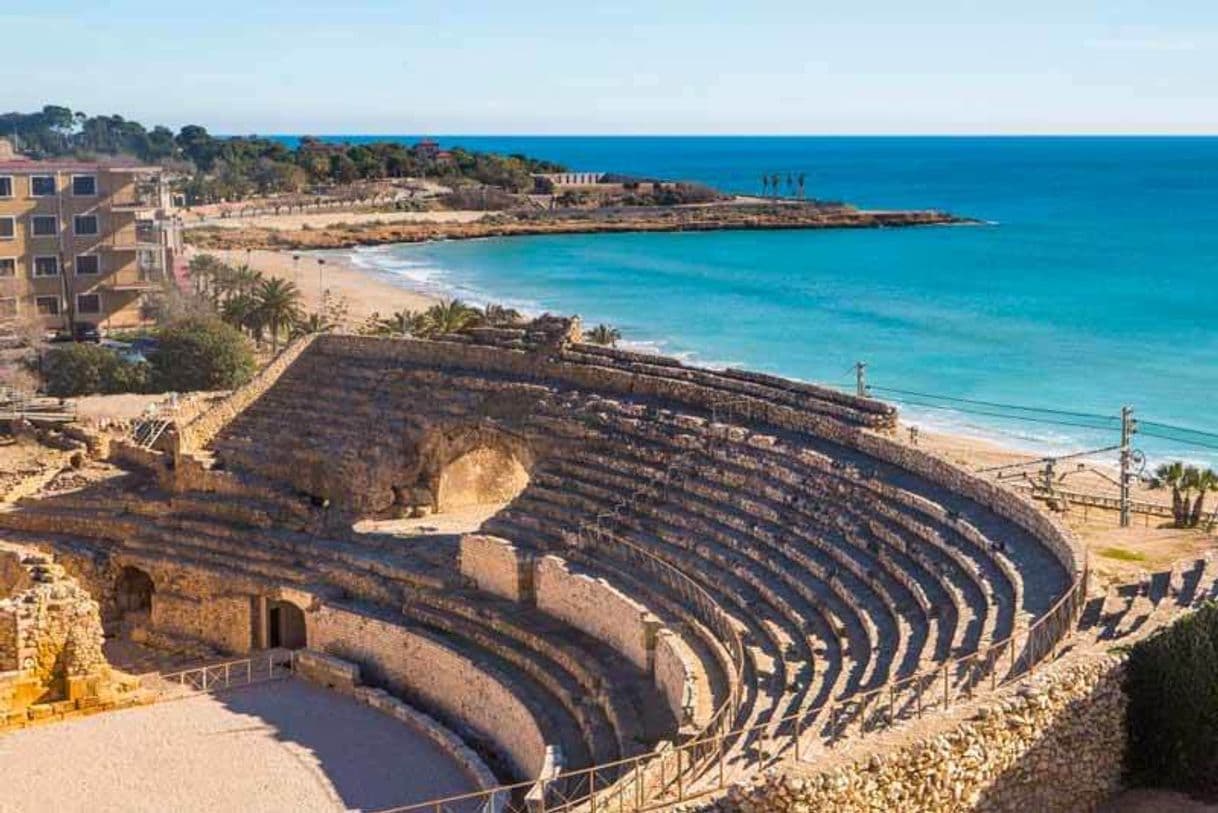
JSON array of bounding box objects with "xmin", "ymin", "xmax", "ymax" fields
[
  {"xmin": 382, "ymin": 390, "xmax": 1090, "ymax": 813},
  {"xmin": 154, "ymin": 650, "xmax": 295, "ymax": 695},
  {"xmin": 378, "ymin": 560, "xmax": 1088, "ymax": 813}
]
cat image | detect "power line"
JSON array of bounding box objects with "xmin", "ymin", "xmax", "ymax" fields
[
  {"xmin": 1139, "ymin": 420, "xmax": 1218, "ymax": 443},
  {"xmin": 1138, "ymin": 428, "xmax": 1218, "ymax": 452},
  {"xmin": 893, "ymin": 398, "xmax": 1120, "ymax": 431},
  {"xmin": 868, "ymin": 385, "xmax": 1119, "ymax": 423}
]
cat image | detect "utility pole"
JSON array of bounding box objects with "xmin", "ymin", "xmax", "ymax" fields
[
  {"xmin": 1119, "ymin": 405, "xmax": 1136, "ymax": 528},
  {"xmin": 855, "ymin": 361, "xmax": 868, "ymax": 398}
]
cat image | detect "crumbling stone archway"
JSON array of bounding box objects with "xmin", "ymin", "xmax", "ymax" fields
[
  {"xmin": 384, "ymin": 424, "xmax": 533, "ymax": 521},
  {"xmin": 115, "ymin": 566, "xmax": 154, "ymax": 620},
  {"xmin": 435, "ymin": 444, "xmax": 530, "ymax": 513}
]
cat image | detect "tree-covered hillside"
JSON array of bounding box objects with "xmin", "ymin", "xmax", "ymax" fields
[{"xmin": 1, "ymin": 105, "xmax": 566, "ymax": 203}]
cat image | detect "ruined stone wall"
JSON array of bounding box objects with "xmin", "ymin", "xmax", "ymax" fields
[
  {"xmin": 460, "ymin": 534, "xmax": 531, "ymax": 602},
  {"xmin": 654, "ymin": 628, "xmax": 699, "ymax": 728},
  {"xmin": 534, "ymin": 555, "xmax": 654, "ymax": 673},
  {"xmin": 461, "ymin": 535, "xmax": 702, "ymax": 727},
  {"xmin": 150, "ymin": 592, "xmax": 251, "ymax": 654},
  {"xmin": 307, "ymin": 602, "xmax": 549, "ymax": 781},
  {"xmin": 711, "ymin": 652, "xmax": 1126, "ymax": 813},
  {"xmin": 0, "ymin": 544, "xmax": 109, "ymax": 710}
]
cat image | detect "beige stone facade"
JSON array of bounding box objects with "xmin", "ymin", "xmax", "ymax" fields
[{"xmin": 0, "ymin": 138, "xmax": 179, "ymax": 335}]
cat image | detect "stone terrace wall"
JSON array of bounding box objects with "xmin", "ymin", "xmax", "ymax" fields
[
  {"xmin": 307, "ymin": 601, "xmax": 549, "ymax": 781},
  {"xmin": 178, "ymin": 333, "xmax": 318, "ymax": 453},
  {"xmin": 711, "ymin": 652, "xmax": 1126, "ymax": 813},
  {"xmin": 853, "ymin": 432, "xmax": 1082, "ymax": 577},
  {"xmin": 308, "ymin": 335, "xmax": 1082, "ymax": 579}
]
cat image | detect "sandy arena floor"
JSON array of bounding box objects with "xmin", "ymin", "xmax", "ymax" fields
[{"xmin": 0, "ymin": 679, "xmax": 480, "ymax": 813}]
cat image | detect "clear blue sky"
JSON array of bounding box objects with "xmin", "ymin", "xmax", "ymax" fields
[{"xmin": 4, "ymin": 1, "xmax": 1215, "ymax": 134}]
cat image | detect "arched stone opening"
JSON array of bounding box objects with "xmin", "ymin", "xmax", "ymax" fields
[
  {"xmin": 115, "ymin": 566, "xmax": 154, "ymax": 622},
  {"xmin": 435, "ymin": 445, "xmax": 529, "ymax": 514},
  {"xmin": 268, "ymin": 600, "xmax": 307, "ymax": 650}
]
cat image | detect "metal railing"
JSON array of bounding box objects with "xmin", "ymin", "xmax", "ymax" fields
[
  {"xmin": 380, "ymin": 396, "xmax": 1090, "ymax": 813},
  {"xmin": 379, "ymin": 561, "xmax": 1088, "ymax": 813},
  {"xmin": 0, "ymin": 388, "xmax": 77, "ymax": 423}
]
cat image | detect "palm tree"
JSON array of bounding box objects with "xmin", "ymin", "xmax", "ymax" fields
[
  {"xmin": 770, "ymin": 173, "xmax": 782, "ymax": 199},
  {"xmin": 760, "ymin": 175, "xmax": 769, "ymax": 197},
  {"xmin": 220, "ymin": 292, "xmax": 259, "ymax": 335},
  {"xmin": 797, "ymin": 172, "xmax": 807, "ymax": 199},
  {"xmin": 1150, "ymin": 462, "xmax": 1188, "ymax": 527},
  {"xmin": 586, "ymin": 323, "xmax": 622, "ymax": 347},
  {"xmin": 422, "ymin": 299, "xmax": 479, "ymax": 336},
  {"xmin": 292, "ymin": 311, "xmax": 338, "ymax": 338},
  {"xmin": 253, "ymin": 277, "xmax": 304, "ymax": 351},
  {"xmin": 478, "ymin": 303, "xmax": 524, "ymax": 327},
  {"xmin": 188, "ymin": 254, "xmax": 225, "ymax": 301},
  {"xmin": 1187, "ymin": 467, "xmax": 1218, "ymax": 528},
  {"xmin": 375, "ymin": 310, "xmax": 424, "ymax": 337}
]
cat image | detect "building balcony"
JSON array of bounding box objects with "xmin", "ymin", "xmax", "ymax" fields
[
  {"xmin": 103, "ymin": 258, "xmax": 166, "ymax": 292},
  {"xmin": 109, "ymin": 222, "xmax": 165, "ymax": 251},
  {"xmin": 110, "ymin": 182, "xmax": 167, "ymax": 212}
]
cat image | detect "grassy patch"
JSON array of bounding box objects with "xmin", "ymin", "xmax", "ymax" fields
[{"xmin": 1098, "ymin": 546, "xmax": 1149, "ymax": 562}]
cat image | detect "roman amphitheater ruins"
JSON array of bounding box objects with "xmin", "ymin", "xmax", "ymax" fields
[{"xmin": 0, "ymin": 317, "xmax": 1213, "ymax": 811}]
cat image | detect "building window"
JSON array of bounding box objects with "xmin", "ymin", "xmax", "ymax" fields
[
  {"xmin": 73, "ymin": 215, "xmax": 99, "ymax": 236},
  {"xmin": 72, "ymin": 175, "xmax": 97, "ymax": 197},
  {"xmin": 30, "ymin": 176, "xmax": 56, "ymax": 197},
  {"xmin": 35, "ymin": 296, "xmax": 60, "ymax": 316},
  {"xmin": 0, "ymin": 258, "xmax": 14, "ymax": 277},
  {"xmin": 0, "ymin": 298, "xmax": 16, "ymax": 318},
  {"xmin": 0, "ymin": 217, "xmax": 13, "ymax": 240},
  {"xmin": 0, "ymin": 177, "xmax": 12, "ymax": 198},
  {"xmin": 33, "ymin": 256, "xmax": 60, "ymax": 277},
  {"xmin": 31, "ymin": 216, "xmax": 58, "ymax": 237},
  {"xmin": 75, "ymin": 255, "xmax": 100, "ymax": 275},
  {"xmin": 76, "ymin": 293, "xmax": 102, "ymax": 315}
]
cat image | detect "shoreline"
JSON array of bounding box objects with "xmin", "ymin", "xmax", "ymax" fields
[
  {"xmin": 195, "ymin": 247, "xmax": 441, "ymax": 324},
  {"xmin": 185, "ymin": 204, "xmax": 970, "ymax": 252}
]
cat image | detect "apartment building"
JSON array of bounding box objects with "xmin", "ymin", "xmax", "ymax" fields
[{"xmin": 0, "ymin": 137, "xmax": 180, "ymax": 336}]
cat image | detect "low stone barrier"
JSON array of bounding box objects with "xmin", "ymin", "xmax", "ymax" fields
[
  {"xmin": 293, "ymin": 649, "xmax": 360, "ymax": 693},
  {"xmin": 307, "ymin": 601, "xmax": 551, "ymax": 782},
  {"xmin": 293, "ymin": 649, "xmax": 501, "ymax": 797},
  {"xmin": 711, "ymin": 651, "xmax": 1126, "ymax": 813}
]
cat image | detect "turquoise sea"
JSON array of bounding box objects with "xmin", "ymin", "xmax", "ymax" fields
[{"xmin": 309, "ymin": 137, "xmax": 1218, "ymax": 464}]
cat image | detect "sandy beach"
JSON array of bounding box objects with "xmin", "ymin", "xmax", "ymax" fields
[{"xmin": 194, "ymin": 247, "xmax": 440, "ymax": 325}]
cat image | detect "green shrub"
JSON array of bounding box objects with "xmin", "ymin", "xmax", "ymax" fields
[
  {"xmin": 43, "ymin": 343, "xmax": 149, "ymax": 397},
  {"xmin": 1125, "ymin": 602, "xmax": 1218, "ymax": 797},
  {"xmin": 148, "ymin": 317, "xmax": 255, "ymax": 392}
]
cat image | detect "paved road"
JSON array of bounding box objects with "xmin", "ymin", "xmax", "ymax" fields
[{"xmin": 0, "ymin": 679, "xmax": 480, "ymax": 812}]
